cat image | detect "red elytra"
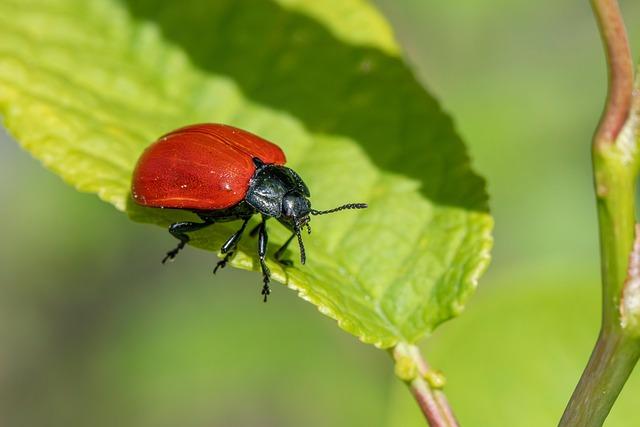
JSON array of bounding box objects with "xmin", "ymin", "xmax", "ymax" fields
[{"xmin": 132, "ymin": 124, "xmax": 287, "ymax": 210}]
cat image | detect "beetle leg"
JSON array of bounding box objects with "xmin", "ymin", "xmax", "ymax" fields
[
  {"xmin": 257, "ymin": 217, "xmax": 271, "ymax": 302},
  {"xmin": 213, "ymin": 218, "xmax": 250, "ymax": 274},
  {"xmin": 163, "ymin": 220, "xmax": 214, "ymax": 263},
  {"xmin": 274, "ymin": 233, "xmax": 296, "ymax": 266}
]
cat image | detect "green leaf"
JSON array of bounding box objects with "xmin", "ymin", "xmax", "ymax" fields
[{"xmin": 0, "ymin": 0, "xmax": 492, "ymax": 348}]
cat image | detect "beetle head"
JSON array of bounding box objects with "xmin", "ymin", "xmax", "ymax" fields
[
  {"xmin": 280, "ymin": 191, "xmax": 312, "ymax": 265},
  {"xmin": 282, "ymin": 191, "xmax": 311, "ymax": 223}
]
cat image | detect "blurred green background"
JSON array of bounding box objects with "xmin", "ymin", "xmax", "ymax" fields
[{"xmin": 2, "ymin": 1, "xmax": 640, "ymax": 426}]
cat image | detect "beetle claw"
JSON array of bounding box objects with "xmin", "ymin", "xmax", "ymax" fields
[
  {"xmin": 161, "ymin": 250, "xmax": 178, "ymax": 264},
  {"xmin": 261, "ymin": 283, "xmax": 271, "ymax": 302},
  {"xmin": 214, "ymin": 252, "xmax": 233, "ymax": 274},
  {"xmin": 162, "ymin": 240, "xmax": 187, "ymax": 264},
  {"xmin": 213, "ymin": 260, "xmax": 226, "ymax": 274}
]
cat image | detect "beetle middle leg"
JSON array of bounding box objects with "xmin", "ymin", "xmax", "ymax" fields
[
  {"xmin": 163, "ymin": 220, "xmax": 214, "ymax": 263},
  {"xmin": 213, "ymin": 218, "xmax": 250, "ymax": 274},
  {"xmin": 257, "ymin": 216, "xmax": 271, "ymax": 302}
]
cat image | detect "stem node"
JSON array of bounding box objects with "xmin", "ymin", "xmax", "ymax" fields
[{"xmin": 392, "ymin": 343, "xmax": 459, "ymax": 427}]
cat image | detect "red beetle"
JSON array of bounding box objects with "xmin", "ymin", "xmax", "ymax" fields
[{"xmin": 132, "ymin": 124, "xmax": 367, "ymax": 300}]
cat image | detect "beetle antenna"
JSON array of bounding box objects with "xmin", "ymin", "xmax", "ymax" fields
[
  {"xmin": 295, "ymin": 225, "xmax": 306, "ymax": 265},
  {"xmin": 310, "ymin": 203, "xmax": 368, "ymax": 216}
]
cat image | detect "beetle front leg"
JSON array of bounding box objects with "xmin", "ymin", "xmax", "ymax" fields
[
  {"xmin": 163, "ymin": 220, "xmax": 214, "ymax": 263},
  {"xmin": 257, "ymin": 217, "xmax": 271, "ymax": 302},
  {"xmin": 213, "ymin": 218, "xmax": 250, "ymax": 274}
]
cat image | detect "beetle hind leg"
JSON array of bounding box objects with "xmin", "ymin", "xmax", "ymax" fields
[
  {"xmin": 163, "ymin": 220, "xmax": 214, "ymax": 264},
  {"xmin": 213, "ymin": 218, "xmax": 250, "ymax": 274}
]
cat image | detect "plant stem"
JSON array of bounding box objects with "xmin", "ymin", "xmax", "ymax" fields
[
  {"xmin": 392, "ymin": 343, "xmax": 459, "ymax": 427},
  {"xmin": 590, "ymin": 0, "xmax": 633, "ymax": 146},
  {"xmin": 560, "ymin": 1, "xmax": 640, "ymax": 425},
  {"xmin": 560, "ymin": 327, "xmax": 640, "ymax": 426}
]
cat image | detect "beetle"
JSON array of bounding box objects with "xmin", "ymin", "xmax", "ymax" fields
[{"xmin": 131, "ymin": 123, "xmax": 367, "ymax": 301}]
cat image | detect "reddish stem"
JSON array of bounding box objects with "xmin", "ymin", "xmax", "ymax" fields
[
  {"xmin": 393, "ymin": 344, "xmax": 459, "ymax": 427},
  {"xmin": 591, "ymin": 0, "xmax": 634, "ymax": 146}
]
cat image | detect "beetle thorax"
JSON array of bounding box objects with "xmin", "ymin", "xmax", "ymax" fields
[{"xmin": 244, "ymin": 163, "xmax": 312, "ymax": 228}]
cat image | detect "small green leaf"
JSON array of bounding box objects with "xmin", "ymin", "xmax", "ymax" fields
[{"xmin": 0, "ymin": 0, "xmax": 492, "ymax": 347}]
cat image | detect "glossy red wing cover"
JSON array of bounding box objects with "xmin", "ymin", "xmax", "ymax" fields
[
  {"xmin": 180, "ymin": 124, "xmax": 287, "ymax": 165},
  {"xmin": 132, "ymin": 124, "xmax": 287, "ymax": 210}
]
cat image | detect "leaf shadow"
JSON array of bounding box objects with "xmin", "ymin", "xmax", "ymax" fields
[{"xmin": 121, "ymin": 0, "xmax": 489, "ymax": 213}]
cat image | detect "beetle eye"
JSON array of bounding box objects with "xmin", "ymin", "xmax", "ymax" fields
[
  {"xmin": 282, "ymin": 195, "xmax": 295, "ymax": 218},
  {"xmin": 282, "ymin": 193, "xmax": 310, "ymax": 220}
]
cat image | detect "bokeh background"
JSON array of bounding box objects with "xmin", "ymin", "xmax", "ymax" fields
[{"xmin": 3, "ymin": 1, "xmax": 640, "ymax": 426}]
